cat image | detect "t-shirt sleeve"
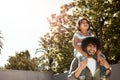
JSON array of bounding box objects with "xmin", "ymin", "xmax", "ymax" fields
[
  {"xmin": 72, "ymin": 32, "xmax": 78, "ymax": 46},
  {"xmin": 89, "ymin": 32, "xmax": 94, "ymax": 37},
  {"xmin": 72, "ymin": 32, "xmax": 82, "ymax": 46},
  {"xmin": 91, "ymin": 33, "xmax": 94, "ymax": 37},
  {"xmin": 72, "ymin": 32, "xmax": 79, "ymax": 40}
]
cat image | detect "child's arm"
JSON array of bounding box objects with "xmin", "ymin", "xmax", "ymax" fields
[
  {"xmin": 96, "ymin": 50, "xmax": 101, "ymax": 62},
  {"xmin": 73, "ymin": 37, "xmax": 88, "ymax": 57}
]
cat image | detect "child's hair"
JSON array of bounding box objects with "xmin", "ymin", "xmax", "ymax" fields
[
  {"xmin": 77, "ymin": 18, "xmax": 90, "ymax": 31},
  {"xmin": 81, "ymin": 37, "xmax": 101, "ymax": 53}
]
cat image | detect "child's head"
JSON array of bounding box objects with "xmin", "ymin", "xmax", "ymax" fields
[{"xmin": 77, "ymin": 18, "xmax": 90, "ymax": 31}]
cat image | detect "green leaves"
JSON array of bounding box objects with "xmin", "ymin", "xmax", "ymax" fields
[
  {"xmin": 38, "ymin": 0, "xmax": 120, "ymax": 73},
  {"xmin": 5, "ymin": 50, "xmax": 39, "ymax": 71}
]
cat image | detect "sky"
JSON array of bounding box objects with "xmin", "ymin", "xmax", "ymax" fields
[{"xmin": 0, "ymin": 0, "xmax": 73, "ymax": 66}]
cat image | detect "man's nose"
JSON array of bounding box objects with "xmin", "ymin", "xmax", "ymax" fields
[{"xmin": 90, "ymin": 46, "xmax": 95, "ymax": 50}]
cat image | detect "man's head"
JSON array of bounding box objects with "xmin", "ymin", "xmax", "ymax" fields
[{"xmin": 81, "ymin": 37, "xmax": 101, "ymax": 57}]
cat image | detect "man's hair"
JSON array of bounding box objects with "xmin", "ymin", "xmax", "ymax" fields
[{"xmin": 81, "ymin": 37, "xmax": 101, "ymax": 53}]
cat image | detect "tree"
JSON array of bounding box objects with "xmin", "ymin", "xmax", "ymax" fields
[
  {"xmin": 37, "ymin": 27, "xmax": 74, "ymax": 73},
  {"xmin": 5, "ymin": 50, "xmax": 39, "ymax": 71},
  {"xmin": 37, "ymin": 12, "xmax": 75, "ymax": 73},
  {"xmin": 60, "ymin": 0, "xmax": 120, "ymax": 64},
  {"xmin": 38, "ymin": 0, "xmax": 120, "ymax": 73}
]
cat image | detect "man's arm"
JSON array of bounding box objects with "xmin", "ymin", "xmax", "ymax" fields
[
  {"xmin": 68, "ymin": 58, "xmax": 79, "ymax": 80},
  {"xmin": 68, "ymin": 58, "xmax": 88, "ymax": 80},
  {"xmin": 74, "ymin": 58, "xmax": 88, "ymax": 78},
  {"xmin": 69, "ymin": 58, "xmax": 78, "ymax": 74},
  {"xmin": 99, "ymin": 57, "xmax": 111, "ymax": 76}
]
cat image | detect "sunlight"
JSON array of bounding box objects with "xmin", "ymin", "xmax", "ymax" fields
[
  {"xmin": 0, "ymin": 0, "xmax": 72, "ymax": 66},
  {"xmin": 38, "ymin": 0, "xmax": 62, "ymax": 36}
]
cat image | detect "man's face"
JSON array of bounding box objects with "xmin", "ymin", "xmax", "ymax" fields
[{"xmin": 86, "ymin": 43, "xmax": 97, "ymax": 56}]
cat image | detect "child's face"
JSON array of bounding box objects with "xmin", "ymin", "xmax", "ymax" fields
[{"xmin": 79, "ymin": 20, "xmax": 89, "ymax": 31}]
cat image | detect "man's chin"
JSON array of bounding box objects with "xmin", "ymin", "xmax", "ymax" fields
[{"xmin": 88, "ymin": 53, "xmax": 94, "ymax": 56}]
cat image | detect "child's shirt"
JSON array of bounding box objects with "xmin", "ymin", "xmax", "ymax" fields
[{"xmin": 72, "ymin": 31, "xmax": 94, "ymax": 58}]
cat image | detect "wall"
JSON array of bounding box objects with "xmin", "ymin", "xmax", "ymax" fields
[
  {"xmin": 0, "ymin": 64, "xmax": 120, "ymax": 80},
  {"xmin": 0, "ymin": 70, "xmax": 53, "ymax": 80}
]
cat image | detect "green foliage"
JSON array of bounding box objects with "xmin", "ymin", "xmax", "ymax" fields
[
  {"xmin": 38, "ymin": 0, "xmax": 120, "ymax": 73},
  {"xmin": 38, "ymin": 27, "xmax": 74, "ymax": 73},
  {"xmin": 60, "ymin": 0, "xmax": 120, "ymax": 64},
  {"xmin": 5, "ymin": 50, "xmax": 39, "ymax": 71}
]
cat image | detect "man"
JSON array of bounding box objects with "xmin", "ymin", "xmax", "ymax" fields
[{"xmin": 68, "ymin": 37, "xmax": 111, "ymax": 80}]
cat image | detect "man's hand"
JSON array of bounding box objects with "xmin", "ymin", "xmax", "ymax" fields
[
  {"xmin": 74, "ymin": 58, "xmax": 88, "ymax": 78},
  {"xmin": 99, "ymin": 57, "xmax": 111, "ymax": 76},
  {"xmin": 78, "ymin": 58, "xmax": 88, "ymax": 70}
]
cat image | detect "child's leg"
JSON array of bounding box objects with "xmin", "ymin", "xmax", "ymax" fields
[
  {"xmin": 78, "ymin": 56, "xmax": 86, "ymax": 80},
  {"xmin": 74, "ymin": 52, "xmax": 86, "ymax": 80},
  {"xmin": 93, "ymin": 53, "xmax": 106, "ymax": 78},
  {"xmin": 100, "ymin": 53, "xmax": 111, "ymax": 78},
  {"xmin": 79, "ymin": 69, "xmax": 86, "ymax": 80},
  {"xmin": 100, "ymin": 53, "xmax": 106, "ymax": 77},
  {"xmin": 100, "ymin": 60, "xmax": 111, "ymax": 80},
  {"xmin": 100, "ymin": 65, "xmax": 106, "ymax": 78}
]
